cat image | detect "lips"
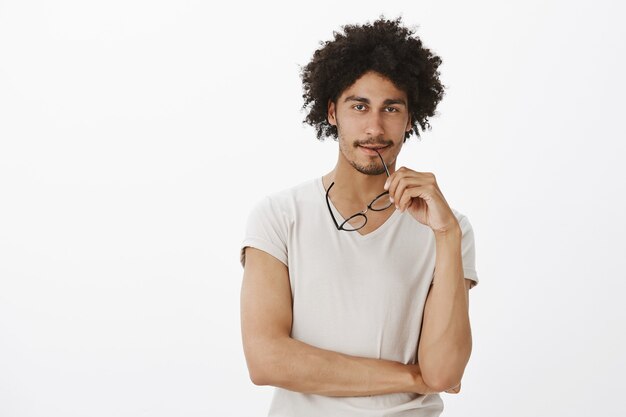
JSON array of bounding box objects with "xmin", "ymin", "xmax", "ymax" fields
[
  {"xmin": 358, "ymin": 144, "xmax": 388, "ymax": 151},
  {"xmin": 358, "ymin": 145, "xmax": 389, "ymax": 156}
]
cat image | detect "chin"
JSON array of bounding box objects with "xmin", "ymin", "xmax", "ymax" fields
[{"xmin": 349, "ymin": 160, "xmax": 386, "ymax": 176}]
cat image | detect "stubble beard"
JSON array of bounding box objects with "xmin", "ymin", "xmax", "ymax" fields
[
  {"xmin": 337, "ymin": 128, "xmax": 389, "ymax": 176},
  {"xmin": 348, "ymin": 152, "xmax": 387, "ymax": 176}
]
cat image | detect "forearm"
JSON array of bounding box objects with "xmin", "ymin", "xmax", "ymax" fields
[
  {"xmin": 256, "ymin": 335, "xmax": 437, "ymax": 397},
  {"xmin": 418, "ymin": 227, "xmax": 472, "ymax": 390}
]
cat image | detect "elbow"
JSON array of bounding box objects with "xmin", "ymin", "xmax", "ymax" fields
[
  {"xmin": 245, "ymin": 352, "xmax": 273, "ymax": 386},
  {"xmin": 423, "ymin": 374, "xmax": 461, "ymax": 393},
  {"xmin": 244, "ymin": 337, "xmax": 288, "ymax": 387},
  {"xmin": 421, "ymin": 366, "xmax": 464, "ymax": 392},
  {"xmin": 248, "ymin": 368, "xmax": 269, "ymax": 386},
  {"xmin": 419, "ymin": 344, "xmax": 472, "ymax": 392}
]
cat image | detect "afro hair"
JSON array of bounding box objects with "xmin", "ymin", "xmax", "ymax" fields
[{"xmin": 300, "ymin": 16, "xmax": 445, "ymax": 142}]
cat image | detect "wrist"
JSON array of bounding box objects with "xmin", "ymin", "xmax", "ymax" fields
[
  {"xmin": 434, "ymin": 224, "xmax": 461, "ymax": 241},
  {"xmin": 433, "ymin": 219, "xmax": 463, "ymax": 238}
]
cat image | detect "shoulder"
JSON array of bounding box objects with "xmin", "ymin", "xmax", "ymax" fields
[
  {"xmin": 271, "ymin": 177, "xmax": 316, "ymax": 200},
  {"xmin": 247, "ymin": 177, "xmax": 319, "ymax": 219},
  {"xmin": 259, "ymin": 177, "xmax": 318, "ymax": 207}
]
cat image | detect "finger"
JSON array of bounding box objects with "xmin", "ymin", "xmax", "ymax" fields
[
  {"xmin": 398, "ymin": 186, "xmax": 428, "ymax": 212},
  {"xmin": 402, "ymin": 181, "xmax": 442, "ymax": 211},
  {"xmin": 390, "ymin": 177, "xmax": 424, "ymax": 207},
  {"xmin": 384, "ymin": 166, "xmax": 410, "ymax": 202},
  {"xmin": 386, "ymin": 170, "xmax": 431, "ymax": 205},
  {"xmin": 383, "ymin": 172, "xmax": 399, "ymax": 203},
  {"xmin": 392, "ymin": 176, "xmax": 411, "ymax": 208}
]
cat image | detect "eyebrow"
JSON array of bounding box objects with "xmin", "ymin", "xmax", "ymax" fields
[{"xmin": 344, "ymin": 95, "xmax": 407, "ymax": 107}]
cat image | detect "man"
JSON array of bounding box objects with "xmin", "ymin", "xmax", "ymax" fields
[{"xmin": 239, "ymin": 16, "xmax": 478, "ymax": 417}]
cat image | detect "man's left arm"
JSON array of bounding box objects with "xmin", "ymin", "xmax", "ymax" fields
[
  {"xmin": 383, "ymin": 167, "xmax": 476, "ymax": 393},
  {"xmin": 418, "ymin": 227, "xmax": 473, "ymax": 392}
]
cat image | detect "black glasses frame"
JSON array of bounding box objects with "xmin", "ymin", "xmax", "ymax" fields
[{"xmin": 324, "ymin": 149, "xmax": 392, "ymax": 232}]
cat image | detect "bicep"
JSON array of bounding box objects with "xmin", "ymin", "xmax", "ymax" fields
[{"xmin": 240, "ymin": 247, "xmax": 293, "ymax": 380}]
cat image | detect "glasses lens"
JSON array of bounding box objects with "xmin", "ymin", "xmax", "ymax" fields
[
  {"xmin": 371, "ymin": 193, "xmax": 393, "ymax": 211},
  {"xmin": 341, "ymin": 214, "xmax": 366, "ymax": 231}
]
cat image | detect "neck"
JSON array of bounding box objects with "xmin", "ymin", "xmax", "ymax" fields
[{"xmin": 324, "ymin": 152, "xmax": 397, "ymax": 206}]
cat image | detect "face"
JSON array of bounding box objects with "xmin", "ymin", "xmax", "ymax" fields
[{"xmin": 327, "ymin": 71, "xmax": 412, "ymax": 175}]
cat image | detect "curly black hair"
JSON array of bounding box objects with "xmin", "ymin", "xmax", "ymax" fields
[{"xmin": 300, "ymin": 16, "xmax": 445, "ymax": 142}]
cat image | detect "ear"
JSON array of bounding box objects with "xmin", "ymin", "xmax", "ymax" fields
[
  {"xmin": 327, "ymin": 99, "xmax": 337, "ymax": 126},
  {"xmin": 405, "ymin": 114, "xmax": 412, "ymax": 132}
]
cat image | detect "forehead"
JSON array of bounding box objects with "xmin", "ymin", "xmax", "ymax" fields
[{"xmin": 338, "ymin": 71, "xmax": 408, "ymax": 102}]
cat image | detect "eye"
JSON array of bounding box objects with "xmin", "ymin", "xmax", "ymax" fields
[
  {"xmin": 385, "ymin": 107, "xmax": 399, "ymax": 113},
  {"xmin": 353, "ymin": 104, "xmax": 367, "ymax": 111}
]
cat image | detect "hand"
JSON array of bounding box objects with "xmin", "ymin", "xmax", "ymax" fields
[{"xmin": 384, "ymin": 167, "xmax": 459, "ymax": 234}]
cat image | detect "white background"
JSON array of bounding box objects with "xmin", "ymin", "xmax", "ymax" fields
[{"xmin": 1, "ymin": 1, "xmax": 625, "ymax": 416}]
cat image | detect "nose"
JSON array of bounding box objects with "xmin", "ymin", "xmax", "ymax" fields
[{"xmin": 364, "ymin": 110, "xmax": 385, "ymax": 137}]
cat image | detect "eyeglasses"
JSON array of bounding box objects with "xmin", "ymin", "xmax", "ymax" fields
[{"xmin": 325, "ymin": 149, "xmax": 393, "ymax": 232}]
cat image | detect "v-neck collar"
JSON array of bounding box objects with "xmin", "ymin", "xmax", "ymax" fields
[{"xmin": 316, "ymin": 176, "xmax": 402, "ymax": 240}]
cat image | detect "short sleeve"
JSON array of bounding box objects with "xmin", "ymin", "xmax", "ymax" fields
[
  {"xmin": 240, "ymin": 196, "xmax": 289, "ymax": 268},
  {"xmin": 459, "ymin": 214, "xmax": 479, "ymax": 289}
]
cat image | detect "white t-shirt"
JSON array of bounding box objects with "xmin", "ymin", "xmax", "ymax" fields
[{"xmin": 240, "ymin": 177, "xmax": 479, "ymax": 417}]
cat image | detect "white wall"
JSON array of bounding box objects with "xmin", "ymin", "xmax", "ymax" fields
[{"xmin": 1, "ymin": 1, "xmax": 625, "ymax": 416}]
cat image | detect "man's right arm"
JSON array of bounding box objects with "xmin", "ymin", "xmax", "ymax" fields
[{"xmin": 240, "ymin": 247, "xmax": 441, "ymax": 397}]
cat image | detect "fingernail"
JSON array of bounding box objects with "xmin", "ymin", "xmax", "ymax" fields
[
  {"xmin": 384, "ymin": 181, "xmax": 389, "ymax": 190},
  {"xmin": 389, "ymin": 196, "xmax": 394, "ymax": 202}
]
